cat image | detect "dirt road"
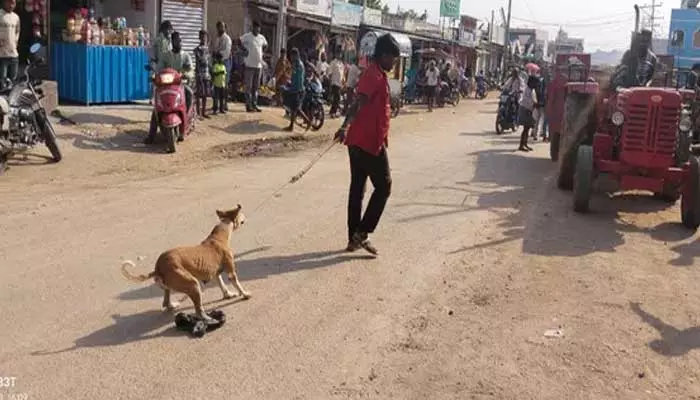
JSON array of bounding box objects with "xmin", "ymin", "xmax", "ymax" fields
[{"xmin": 2, "ymin": 99, "xmax": 700, "ymax": 400}]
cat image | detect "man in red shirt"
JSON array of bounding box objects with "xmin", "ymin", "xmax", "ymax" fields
[{"xmin": 334, "ymin": 34, "xmax": 401, "ymax": 256}]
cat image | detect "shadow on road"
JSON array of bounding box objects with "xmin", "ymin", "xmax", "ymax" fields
[
  {"xmin": 399, "ymin": 145, "xmax": 686, "ymax": 258},
  {"xmin": 630, "ymin": 302, "xmax": 700, "ymax": 357},
  {"xmin": 237, "ymin": 249, "xmax": 375, "ymax": 281},
  {"xmin": 222, "ymin": 119, "xmax": 280, "ymax": 135},
  {"xmin": 59, "ymin": 129, "xmax": 164, "ymax": 154},
  {"xmin": 31, "ymin": 310, "xmax": 177, "ymax": 354}
]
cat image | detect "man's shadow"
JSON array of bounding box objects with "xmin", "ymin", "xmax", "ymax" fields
[{"xmin": 630, "ymin": 302, "xmax": 700, "ymax": 357}]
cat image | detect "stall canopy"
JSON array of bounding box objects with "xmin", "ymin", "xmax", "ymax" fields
[{"xmin": 360, "ymin": 30, "xmax": 412, "ymax": 58}]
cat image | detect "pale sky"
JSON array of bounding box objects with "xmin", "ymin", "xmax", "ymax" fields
[{"xmin": 383, "ymin": 0, "xmax": 675, "ymax": 51}]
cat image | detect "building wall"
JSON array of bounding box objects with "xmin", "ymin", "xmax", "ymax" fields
[
  {"xmin": 207, "ymin": 0, "xmax": 247, "ymax": 39},
  {"xmin": 667, "ymin": 8, "xmax": 700, "ymax": 69},
  {"xmin": 95, "ymin": 0, "xmax": 159, "ymax": 37}
]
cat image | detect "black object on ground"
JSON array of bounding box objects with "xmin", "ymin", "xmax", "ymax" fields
[{"xmin": 174, "ymin": 310, "xmax": 227, "ymax": 338}]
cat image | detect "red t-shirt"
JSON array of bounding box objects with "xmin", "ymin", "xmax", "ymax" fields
[{"xmin": 345, "ymin": 62, "xmax": 390, "ymax": 156}]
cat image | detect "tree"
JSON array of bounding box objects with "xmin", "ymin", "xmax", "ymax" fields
[{"xmin": 349, "ymin": 0, "xmax": 382, "ymax": 10}]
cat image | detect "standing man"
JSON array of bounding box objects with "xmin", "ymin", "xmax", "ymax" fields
[
  {"xmin": 211, "ymin": 21, "xmax": 232, "ymax": 111},
  {"xmin": 425, "ymin": 60, "xmax": 439, "ymax": 112},
  {"xmin": 150, "ymin": 20, "xmax": 172, "ymax": 103},
  {"xmin": 328, "ymin": 51, "xmax": 345, "ymax": 118},
  {"xmin": 240, "ymin": 21, "xmax": 268, "ymax": 112},
  {"xmin": 333, "ymin": 34, "xmax": 401, "ymax": 256},
  {"xmin": 0, "ymin": 0, "xmax": 18, "ymax": 87}
]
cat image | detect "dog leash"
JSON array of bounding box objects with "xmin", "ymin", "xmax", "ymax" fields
[{"xmin": 252, "ymin": 139, "xmax": 338, "ymax": 213}]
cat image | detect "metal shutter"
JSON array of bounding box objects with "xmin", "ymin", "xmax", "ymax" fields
[{"xmin": 161, "ymin": 0, "xmax": 205, "ymax": 54}]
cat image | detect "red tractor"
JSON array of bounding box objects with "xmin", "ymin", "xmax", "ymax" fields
[{"xmin": 554, "ymin": 33, "xmax": 700, "ymax": 229}]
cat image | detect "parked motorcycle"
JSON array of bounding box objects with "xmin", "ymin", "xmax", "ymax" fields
[
  {"xmin": 495, "ymin": 89, "xmax": 520, "ymax": 134},
  {"xmin": 0, "ymin": 43, "xmax": 61, "ymax": 174},
  {"xmin": 146, "ymin": 65, "xmax": 196, "ymax": 153}
]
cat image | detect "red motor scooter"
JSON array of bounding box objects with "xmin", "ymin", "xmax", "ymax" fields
[{"xmin": 147, "ymin": 66, "xmax": 196, "ymax": 153}]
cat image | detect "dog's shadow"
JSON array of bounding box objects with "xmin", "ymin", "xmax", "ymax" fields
[{"xmin": 32, "ymin": 310, "xmax": 177, "ymax": 355}]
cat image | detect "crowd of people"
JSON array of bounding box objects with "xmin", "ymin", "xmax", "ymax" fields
[{"xmin": 146, "ymin": 19, "xmax": 270, "ymax": 143}]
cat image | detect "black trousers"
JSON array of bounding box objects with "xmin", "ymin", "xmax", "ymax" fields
[
  {"xmin": 329, "ymin": 84, "xmax": 342, "ymax": 115},
  {"xmin": 212, "ymin": 87, "xmax": 226, "ymax": 112},
  {"xmin": 347, "ymin": 146, "xmax": 392, "ymax": 241}
]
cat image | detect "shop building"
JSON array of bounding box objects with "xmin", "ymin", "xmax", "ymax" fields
[
  {"xmin": 47, "ymin": 0, "xmax": 208, "ymax": 105},
  {"xmin": 667, "ymin": 7, "xmax": 700, "ymax": 71}
]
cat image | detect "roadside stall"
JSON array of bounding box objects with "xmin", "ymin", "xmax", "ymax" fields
[{"xmin": 49, "ymin": 3, "xmax": 154, "ymax": 104}]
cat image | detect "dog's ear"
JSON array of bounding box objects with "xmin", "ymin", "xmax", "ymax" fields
[
  {"xmin": 236, "ymin": 204, "xmax": 242, "ymax": 210},
  {"xmin": 216, "ymin": 210, "xmax": 225, "ymax": 218}
]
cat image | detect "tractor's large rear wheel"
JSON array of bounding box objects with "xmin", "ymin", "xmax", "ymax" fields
[
  {"xmin": 573, "ymin": 145, "xmax": 594, "ymax": 213},
  {"xmin": 557, "ymin": 92, "xmax": 597, "ymax": 191},
  {"xmin": 681, "ymin": 156, "xmax": 700, "ymax": 230}
]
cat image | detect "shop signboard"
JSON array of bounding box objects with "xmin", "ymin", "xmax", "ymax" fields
[
  {"xmin": 363, "ymin": 7, "xmax": 382, "ymax": 26},
  {"xmin": 440, "ymin": 0, "xmax": 460, "ymax": 18},
  {"xmin": 332, "ymin": 1, "xmax": 362, "ymax": 26},
  {"xmin": 296, "ymin": 0, "xmax": 333, "ymax": 18}
]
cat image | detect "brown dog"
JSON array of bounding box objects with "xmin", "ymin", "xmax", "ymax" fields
[{"xmin": 121, "ymin": 205, "xmax": 250, "ymax": 322}]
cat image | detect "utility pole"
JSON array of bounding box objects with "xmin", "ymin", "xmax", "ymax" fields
[
  {"xmin": 501, "ymin": 0, "xmax": 512, "ymax": 78},
  {"xmin": 639, "ymin": 0, "xmax": 664, "ymax": 36},
  {"xmin": 274, "ymin": 0, "xmax": 287, "ymax": 65}
]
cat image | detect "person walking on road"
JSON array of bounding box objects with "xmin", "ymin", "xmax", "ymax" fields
[
  {"xmin": 0, "ymin": 0, "xmax": 19, "ymax": 88},
  {"xmin": 518, "ymin": 75, "xmax": 540, "ymax": 152},
  {"xmin": 328, "ymin": 52, "xmax": 345, "ymax": 118},
  {"xmin": 211, "ymin": 21, "xmax": 232, "ymax": 111},
  {"xmin": 334, "ymin": 34, "xmax": 401, "ymax": 256},
  {"xmin": 425, "ymin": 60, "xmax": 439, "ymax": 112},
  {"xmin": 240, "ymin": 21, "xmax": 268, "ymax": 112}
]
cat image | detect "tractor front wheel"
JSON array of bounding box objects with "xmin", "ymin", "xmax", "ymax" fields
[
  {"xmin": 681, "ymin": 156, "xmax": 700, "ymax": 230},
  {"xmin": 573, "ymin": 145, "xmax": 594, "ymax": 213}
]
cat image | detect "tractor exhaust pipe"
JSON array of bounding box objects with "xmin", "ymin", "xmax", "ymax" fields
[{"xmin": 634, "ymin": 4, "xmax": 640, "ymax": 33}]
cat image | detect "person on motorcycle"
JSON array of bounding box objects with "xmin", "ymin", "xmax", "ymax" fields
[
  {"xmin": 145, "ymin": 31, "xmax": 195, "ymax": 144},
  {"xmin": 610, "ymin": 29, "xmax": 657, "ymax": 90},
  {"xmin": 502, "ymin": 68, "xmax": 525, "ymax": 116},
  {"xmin": 475, "ymin": 70, "xmax": 486, "ymax": 98}
]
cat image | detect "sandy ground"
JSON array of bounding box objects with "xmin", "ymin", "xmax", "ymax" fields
[{"xmin": 2, "ymin": 98, "xmax": 700, "ymax": 400}]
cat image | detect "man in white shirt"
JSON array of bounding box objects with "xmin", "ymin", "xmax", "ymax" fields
[
  {"xmin": 0, "ymin": 0, "xmax": 19, "ymax": 88},
  {"xmin": 328, "ymin": 52, "xmax": 345, "ymax": 118},
  {"xmin": 424, "ymin": 60, "xmax": 439, "ymax": 112},
  {"xmin": 212, "ymin": 21, "xmax": 232, "ymax": 111},
  {"xmin": 240, "ymin": 21, "xmax": 268, "ymax": 112}
]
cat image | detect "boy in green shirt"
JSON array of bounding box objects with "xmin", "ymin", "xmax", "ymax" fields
[{"xmin": 212, "ymin": 52, "xmax": 228, "ymax": 114}]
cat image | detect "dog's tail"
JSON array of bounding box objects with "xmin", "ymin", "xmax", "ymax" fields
[{"xmin": 121, "ymin": 260, "xmax": 156, "ymax": 283}]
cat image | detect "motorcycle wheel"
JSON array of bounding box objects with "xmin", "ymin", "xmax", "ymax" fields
[
  {"xmin": 310, "ymin": 104, "xmax": 325, "ymax": 131},
  {"xmin": 38, "ymin": 110, "xmax": 62, "ymax": 162},
  {"xmin": 296, "ymin": 110, "xmax": 311, "ymax": 131},
  {"xmin": 495, "ymin": 115, "xmax": 504, "ymax": 135},
  {"xmin": 165, "ymin": 127, "xmax": 177, "ymax": 154}
]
